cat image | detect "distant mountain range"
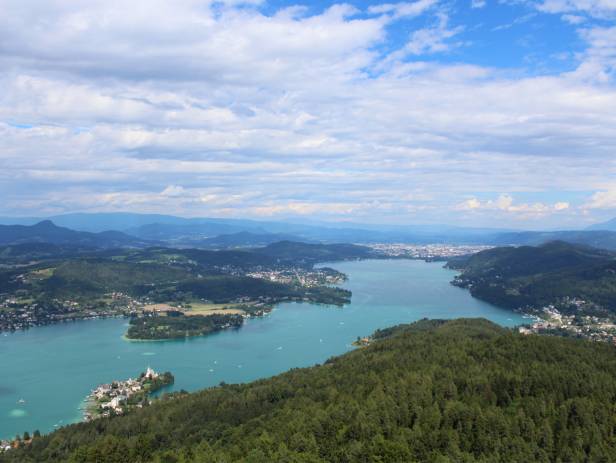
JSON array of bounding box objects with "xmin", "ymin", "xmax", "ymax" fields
[
  {"xmin": 190, "ymin": 232, "xmax": 308, "ymax": 248},
  {"xmin": 2, "ymin": 212, "xmax": 616, "ymax": 250},
  {"xmin": 487, "ymin": 230, "xmax": 616, "ymax": 250},
  {"xmin": 0, "ymin": 213, "xmax": 546, "ymax": 245},
  {"xmin": 0, "ymin": 213, "xmax": 498, "ymax": 245},
  {"xmin": 255, "ymin": 240, "xmax": 376, "ymax": 264},
  {"xmin": 0, "ymin": 221, "xmax": 153, "ymax": 249},
  {"xmin": 587, "ymin": 217, "xmax": 616, "ymax": 231}
]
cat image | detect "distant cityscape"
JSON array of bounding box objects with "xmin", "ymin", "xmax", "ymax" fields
[{"xmin": 368, "ymin": 243, "xmax": 493, "ymax": 260}]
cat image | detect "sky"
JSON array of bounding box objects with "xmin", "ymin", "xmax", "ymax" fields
[{"xmin": 0, "ymin": 0, "xmax": 615, "ymax": 229}]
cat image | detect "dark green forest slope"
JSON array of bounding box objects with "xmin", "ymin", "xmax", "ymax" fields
[
  {"xmin": 449, "ymin": 241, "xmax": 616, "ymax": 314},
  {"xmin": 4, "ymin": 318, "xmax": 616, "ymax": 462}
]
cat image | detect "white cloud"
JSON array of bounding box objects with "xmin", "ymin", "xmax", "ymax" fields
[
  {"xmin": 0, "ymin": 1, "xmax": 614, "ymax": 227},
  {"xmin": 561, "ymin": 13, "xmax": 587, "ymax": 23},
  {"xmin": 536, "ymin": 0, "xmax": 616, "ymax": 17},
  {"xmin": 456, "ymin": 195, "xmax": 572, "ymax": 217},
  {"xmin": 368, "ymin": 0, "xmax": 438, "ymax": 18},
  {"xmin": 161, "ymin": 185, "xmax": 186, "ymax": 197},
  {"xmin": 568, "ymin": 25, "xmax": 616, "ymax": 83},
  {"xmin": 250, "ymin": 201, "xmax": 362, "ymax": 217},
  {"xmin": 554, "ymin": 202, "xmax": 571, "ymax": 210},
  {"xmin": 402, "ymin": 12, "xmax": 464, "ymax": 55},
  {"xmin": 583, "ymin": 190, "xmax": 616, "ymax": 209}
]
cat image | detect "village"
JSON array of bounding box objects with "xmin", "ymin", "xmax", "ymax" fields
[
  {"xmin": 0, "ymin": 368, "xmax": 174, "ymax": 454},
  {"xmin": 84, "ymin": 367, "xmax": 174, "ymax": 421},
  {"xmin": 518, "ymin": 300, "xmax": 616, "ymax": 345},
  {"xmin": 0, "ymin": 263, "xmax": 349, "ymax": 335},
  {"xmin": 0, "ymin": 431, "xmax": 40, "ymax": 453},
  {"xmin": 368, "ymin": 243, "xmax": 493, "ymax": 260},
  {"xmin": 0, "ymin": 297, "xmax": 129, "ymax": 332},
  {"xmin": 246, "ymin": 266, "xmax": 346, "ymax": 287}
]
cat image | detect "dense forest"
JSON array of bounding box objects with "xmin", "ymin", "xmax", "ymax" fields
[
  {"xmin": 1, "ymin": 243, "xmax": 358, "ymax": 305},
  {"xmin": 126, "ymin": 314, "xmax": 244, "ymax": 340},
  {"xmin": 4, "ymin": 318, "xmax": 616, "ymax": 462},
  {"xmin": 176, "ymin": 276, "xmax": 351, "ymax": 305},
  {"xmin": 255, "ymin": 241, "xmax": 376, "ymax": 265},
  {"xmin": 0, "ymin": 220, "xmax": 152, "ymax": 248},
  {"xmin": 449, "ymin": 241, "xmax": 616, "ymax": 314}
]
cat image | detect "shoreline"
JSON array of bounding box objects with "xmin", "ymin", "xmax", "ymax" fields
[{"xmin": 0, "ymin": 258, "xmax": 526, "ymax": 442}]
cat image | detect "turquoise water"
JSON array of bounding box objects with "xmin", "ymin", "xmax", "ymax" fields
[{"xmin": 0, "ymin": 259, "xmax": 525, "ymax": 439}]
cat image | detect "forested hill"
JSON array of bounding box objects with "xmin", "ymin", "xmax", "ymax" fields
[
  {"xmin": 0, "ymin": 221, "xmax": 152, "ymax": 249},
  {"xmin": 5, "ymin": 318, "xmax": 616, "ymax": 462},
  {"xmin": 255, "ymin": 240, "xmax": 376, "ymax": 264},
  {"xmin": 448, "ymin": 241, "xmax": 616, "ymax": 313}
]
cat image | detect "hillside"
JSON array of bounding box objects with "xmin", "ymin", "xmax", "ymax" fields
[
  {"xmin": 489, "ymin": 230, "xmax": 616, "ymax": 250},
  {"xmin": 193, "ymin": 231, "xmax": 307, "ymax": 249},
  {"xmin": 0, "ymin": 221, "xmax": 151, "ymax": 249},
  {"xmin": 4, "ymin": 318, "xmax": 616, "ymax": 462},
  {"xmin": 449, "ymin": 241, "xmax": 616, "ymax": 314},
  {"xmin": 0, "ymin": 243, "xmax": 99, "ymax": 262},
  {"xmin": 256, "ymin": 241, "xmax": 376, "ymax": 264},
  {"xmin": 40, "ymin": 260, "xmax": 193, "ymax": 298},
  {"xmin": 0, "ymin": 241, "xmax": 357, "ymax": 332}
]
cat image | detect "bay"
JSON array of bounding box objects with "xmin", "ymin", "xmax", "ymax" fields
[{"xmin": 0, "ymin": 259, "xmax": 526, "ymax": 439}]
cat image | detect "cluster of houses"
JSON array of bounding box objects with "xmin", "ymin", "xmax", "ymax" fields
[
  {"xmin": 0, "ymin": 440, "xmax": 12, "ymax": 452},
  {"xmin": 0, "ymin": 291, "xmax": 154, "ymax": 333},
  {"xmin": 0, "ymin": 295, "xmax": 129, "ymax": 332},
  {"xmin": 246, "ymin": 267, "xmax": 344, "ymax": 287},
  {"xmin": 518, "ymin": 304, "xmax": 616, "ymax": 345},
  {"xmin": 0, "ymin": 432, "xmax": 37, "ymax": 453},
  {"xmin": 85, "ymin": 367, "xmax": 160, "ymax": 420},
  {"xmin": 368, "ymin": 243, "xmax": 493, "ymax": 259}
]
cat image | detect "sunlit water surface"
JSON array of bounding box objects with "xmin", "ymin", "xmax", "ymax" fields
[{"xmin": 0, "ymin": 259, "xmax": 525, "ymax": 439}]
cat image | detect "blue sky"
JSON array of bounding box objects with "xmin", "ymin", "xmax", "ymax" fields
[{"xmin": 0, "ymin": 0, "xmax": 615, "ymax": 229}]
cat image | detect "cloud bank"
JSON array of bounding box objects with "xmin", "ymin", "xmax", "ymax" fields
[{"xmin": 0, "ymin": 0, "xmax": 615, "ymax": 228}]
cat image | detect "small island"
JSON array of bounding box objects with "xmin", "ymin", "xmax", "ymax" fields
[
  {"xmin": 126, "ymin": 313, "xmax": 244, "ymax": 340},
  {"xmin": 84, "ymin": 367, "xmax": 174, "ymax": 421},
  {"xmin": 125, "ymin": 284, "xmax": 352, "ymax": 341}
]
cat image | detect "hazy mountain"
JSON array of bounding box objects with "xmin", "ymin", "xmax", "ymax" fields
[
  {"xmin": 0, "ymin": 221, "xmax": 153, "ymax": 248},
  {"xmin": 256, "ymin": 240, "xmax": 376, "ymax": 264},
  {"xmin": 190, "ymin": 231, "xmax": 307, "ymax": 249},
  {"xmin": 0, "ymin": 213, "xmax": 517, "ymax": 244},
  {"xmin": 488, "ymin": 230, "xmax": 616, "ymax": 250},
  {"xmin": 0, "ymin": 243, "xmax": 100, "ymax": 262},
  {"xmin": 0, "ymin": 213, "xmax": 211, "ymax": 233},
  {"xmin": 126, "ymin": 222, "xmax": 261, "ymax": 241},
  {"xmin": 587, "ymin": 217, "xmax": 616, "ymax": 231},
  {"xmin": 5, "ymin": 213, "xmax": 616, "ymax": 250}
]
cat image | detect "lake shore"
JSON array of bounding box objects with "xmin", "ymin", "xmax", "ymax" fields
[{"xmin": 0, "ymin": 259, "xmax": 526, "ymax": 440}]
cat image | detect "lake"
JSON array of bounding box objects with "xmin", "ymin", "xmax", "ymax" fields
[{"xmin": 0, "ymin": 259, "xmax": 526, "ymax": 439}]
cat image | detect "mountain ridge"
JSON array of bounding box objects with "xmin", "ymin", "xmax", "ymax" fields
[
  {"xmin": 449, "ymin": 241, "xmax": 616, "ymax": 314},
  {"xmin": 0, "ymin": 221, "xmax": 153, "ymax": 249}
]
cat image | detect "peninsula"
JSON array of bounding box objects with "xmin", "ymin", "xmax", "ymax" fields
[
  {"xmin": 84, "ymin": 368, "xmax": 174, "ymax": 421},
  {"xmin": 448, "ymin": 241, "xmax": 616, "ymax": 344},
  {"xmin": 0, "ymin": 239, "xmax": 360, "ymax": 335}
]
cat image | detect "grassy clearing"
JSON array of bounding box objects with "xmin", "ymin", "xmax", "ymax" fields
[
  {"xmin": 184, "ymin": 302, "xmax": 247, "ymax": 316},
  {"xmin": 30, "ymin": 267, "xmax": 55, "ymax": 278}
]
